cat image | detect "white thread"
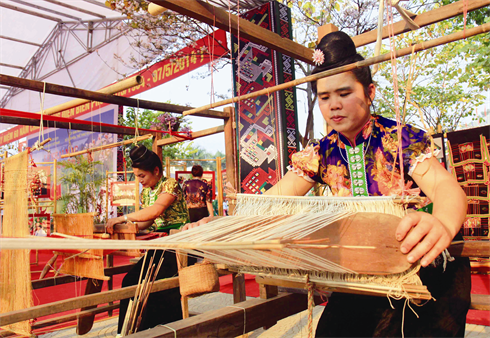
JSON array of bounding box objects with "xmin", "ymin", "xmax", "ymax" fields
[
  {"xmin": 159, "ymin": 324, "xmax": 177, "ymax": 338},
  {"xmin": 227, "ymin": 305, "xmax": 247, "ymax": 335}
]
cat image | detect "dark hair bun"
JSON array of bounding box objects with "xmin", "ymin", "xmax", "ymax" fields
[
  {"xmin": 315, "ymin": 31, "xmax": 357, "ymax": 72},
  {"xmin": 311, "ymin": 31, "xmax": 373, "ymax": 96},
  {"xmin": 129, "ymin": 145, "xmax": 149, "ymax": 163}
]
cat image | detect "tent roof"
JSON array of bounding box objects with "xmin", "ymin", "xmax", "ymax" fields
[{"xmin": 0, "ymin": 0, "xmax": 268, "ymax": 109}]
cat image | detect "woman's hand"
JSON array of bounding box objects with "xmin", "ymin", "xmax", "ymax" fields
[
  {"xmin": 396, "ymin": 212, "xmax": 454, "ymax": 267},
  {"xmin": 105, "ymin": 217, "xmax": 124, "ymax": 235},
  {"xmin": 181, "ymin": 216, "xmax": 214, "ymax": 231}
]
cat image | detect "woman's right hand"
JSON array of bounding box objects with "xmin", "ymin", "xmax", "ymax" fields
[{"xmin": 181, "ymin": 216, "xmax": 213, "ymax": 231}]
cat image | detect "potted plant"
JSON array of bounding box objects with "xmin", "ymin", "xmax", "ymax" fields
[{"xmin": 52, "ymin": 155, "xmax": 108, "ymax": 281}]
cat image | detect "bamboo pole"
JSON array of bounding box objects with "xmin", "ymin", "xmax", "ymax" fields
[
  {"xmin": 0, "ymin": 74, "xmax": 229, "ymax": 120},
  {"xmin": 105, "ymin": 170, "xmax": 109, "ymax": 223},
  {"xmin": 53, "ymin": 159, "xmax": 57, "ymax": 215},
  {"xmin": 60, "ymin": 134, "xmax": 153, "ymax": 158},
  {"xmin": 183, "ymin": 22, "xmax": 490, "ymax": 116},
  {"xmin": 134, "ymin": 176, "xmax": 140, "ymax": 212},
  {"xmin": 165, "ymin": 157, "xmax": 171, "ymax": 178},
  {"xmin": 156, "ymin": 125, "xmax": 225, "ymax": 146},
  {"xmin": 36, "ymin": 76, "xmax": 142, "ymax": 116}
]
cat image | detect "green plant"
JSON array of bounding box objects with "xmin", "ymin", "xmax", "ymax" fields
[{"xmin": 58, "ymin": 155, "xmax": 105, "ymax": 214}]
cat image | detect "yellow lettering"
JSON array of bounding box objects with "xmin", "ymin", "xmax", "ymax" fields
[
  {"xmin": 190, "ymin": 51, "xmax": 197, "ymax": 64},
  {"xmin": 173, "ymin": 61, "xmax": 180, "ymax": 74},
  {"xmin": 165, "ymin": 64, "xmax": 173, "ymax": 77}
]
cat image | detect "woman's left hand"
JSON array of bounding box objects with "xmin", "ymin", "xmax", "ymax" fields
[
  {"xmin": 105, "ymin": 217, "xmax": 123, "ymax": 235},
  {"xmin": 396, "ymin": 212, "xmax": 454, "ymax": 267},
  {"xmin": 181, "ymin": 216, "xmax": 214, "ymax": 231}
]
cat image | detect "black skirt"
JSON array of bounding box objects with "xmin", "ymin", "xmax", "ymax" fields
[
  {"xmin": 315, "ymin": 254, "xmax": 471, "ymax": 337},
  {"xmin": 188, "ymin": 206, "xmax": 209, "ymax": 223},
  {"xmin": 117, "ymin": 249, "xmax": 197, "ymax": 333}
]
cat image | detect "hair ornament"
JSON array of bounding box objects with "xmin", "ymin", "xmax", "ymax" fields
[
  {"xmin": 132, "ymin": 146, "xmax": 148, "ymax": 163},
  {"xmin": 312, "ymin": 49, "xmax": 325, "ymax": 66}
]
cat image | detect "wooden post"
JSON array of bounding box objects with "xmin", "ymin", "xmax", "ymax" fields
[
  {"xmin": 223, "ymin": 107, "xmax": 238, "ymax": 215},
  {"xmin": 317, "ymin": 24, "xmax": 338, "ymax": 44},
  {"xmin": 232, "ymin": 273, "xmax": 246, "ymax": 304},
  {"xmin": 165, "ymin": 157, "xmax": 171, "ymax": 179},
  {"xmin": 152, "ymin": 132, "xmax": 162, "ymax": 162},
  {"xmin": 216, "ymin": 157, "xmax": 223, "ymax": 216},
  {"xmin": 134, "ymin": 176, "xmax": 140, "ymax": 212}
]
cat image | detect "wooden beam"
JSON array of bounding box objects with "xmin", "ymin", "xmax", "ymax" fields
[
  {"xmin": 352, "ymin": 0, "xmax": 490, "ymax": 47},
  {"xmin": 0, "ymin": 304, "xmax": 120, "ymax": 337},
  {"xmin": 470, "ymin": 294, "xmax": 490, "ymax": 311},
  {"xmin": 156, "ymin": 125, "xmax": 225, "ymax": 146},
  {"xmin": 0, "ymin": 35, "xmax": 42, "ymax": 47},
  {"xmin": 0, "ymin": 110, "xmax": 158, "ymax": 137},
  {"xmin": 0, "ymin": 277, "xmax": 179, "ymax": 327},
  {"xmin": 61, "ymin": 134, "xmax": 154, "ymax": 158},
  {"xmin": 150, "ymin": 0, "xmax": 315, "ymax": 65},
  {"xmin": 128, "ymin": 292, "xmax": 308, "ymax": 338},
  {"xmin": 0, "ymin": 74, "xmax": 229, "ymax": 119},
  {"xmin": 32, "ymin": 264, "xmax": 134, "ymax": 289},
  {"xmin": 447, "ymin": 240, "xmax": 490, "ymax": 258},
  {"xmin": 0, "ymin": 2, "xmax": 62, "ymax": 22}
]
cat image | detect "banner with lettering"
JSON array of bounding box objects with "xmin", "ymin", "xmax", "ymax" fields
[{"xmin": 0, "ymin": 29, "xmax": 228, "ymax": 146}]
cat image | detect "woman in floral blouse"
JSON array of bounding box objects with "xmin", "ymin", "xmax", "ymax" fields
[
  {"xmin": 106, "ymin": 145, "xmax": 189, "ymax": 335},
  {"xmin": 182, "ymin": 165, "xmax": 214, "ymax": 222},
  {"xmin": 186, "ymin": 31, "xmax": 471, "ymax": 337},
  {"xmin": 268, "ymin": 31, "xmax": 470, "ymax": 337}
]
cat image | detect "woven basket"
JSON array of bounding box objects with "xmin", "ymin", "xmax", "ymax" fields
[{"xmin": 179, "ymin": 262, "xmax": 220, "ymax": 297}]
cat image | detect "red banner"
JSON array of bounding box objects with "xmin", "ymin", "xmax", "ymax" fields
[{"xmin": 0, "ymin": 30, "xmax": 228, "ymax": 146}]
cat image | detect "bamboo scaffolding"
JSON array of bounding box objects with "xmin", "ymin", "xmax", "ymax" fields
[
  {"xmin": 0, "ymin": 75, "xmax": 229, "ymax": 120},
  {"xmin": 35, "ymin": 76, "xmax": 142, "ymax": 116},
  {"xmin": 60, "ymin": 134, "xmax": 154, "ymax": 158},
  {"xmin": 183, "ymin": 22, "xmax": 490, "ymax": 116}
]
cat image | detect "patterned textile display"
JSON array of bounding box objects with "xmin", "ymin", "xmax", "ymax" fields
[
  {"xmin": 232, "ymin": 1, "xmax": 299, "ymax": 193},
  {"xmin": 447, "ymin": 126, "xmax": 490, "ymax": 239}
]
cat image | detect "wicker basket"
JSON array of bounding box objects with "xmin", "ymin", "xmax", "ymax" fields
[{"xmin": 178, "ymin": 262, "xmax": 220, "ymax": 297}]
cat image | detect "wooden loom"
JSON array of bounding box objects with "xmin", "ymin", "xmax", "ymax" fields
[{"xmin": 1, "ymin": 195, "xmax": 432, "ymax": 301}]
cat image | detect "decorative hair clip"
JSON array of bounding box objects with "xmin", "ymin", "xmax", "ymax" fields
[
  {"xmin": 312, "ymin": 49, "xmax": 325, "ymax": 66},
  {"xmin": 132, "ymin": 146, "xmax": 148, "ymax": 163}
]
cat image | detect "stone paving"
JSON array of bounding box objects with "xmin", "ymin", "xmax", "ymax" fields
[{"xmin": 39, "ymin": 292, "xmax": 489, "ymax": 338}]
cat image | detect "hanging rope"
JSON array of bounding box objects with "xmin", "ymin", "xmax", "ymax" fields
[
  {"xmin": 134, "ymin": 98, "xmax": 140, "ymax": 144},
  {"xmin": 386, "ymin": 1, "xmax": 406, "ymax": 196}
]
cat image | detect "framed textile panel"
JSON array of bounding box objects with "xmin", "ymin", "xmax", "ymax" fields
[{"xmin": 447, "ymin": 126, "xmax": 489, "ymax": 240}]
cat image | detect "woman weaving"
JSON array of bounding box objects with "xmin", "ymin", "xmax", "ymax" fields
[
  {"xmin": 188, "ymin": 31, "xmax": 471, "ymax": 337},
  {"xmin": 105, "ymin": 145, "xmax": 190, "ymax": 335}
]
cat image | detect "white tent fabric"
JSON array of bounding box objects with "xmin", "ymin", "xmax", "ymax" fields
[{"xmin": 0, "ymin": 0, "xmax": 138, "ymax": 115}]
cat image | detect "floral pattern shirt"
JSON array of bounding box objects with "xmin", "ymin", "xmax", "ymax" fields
[
  {"xmin": 182, "ymin": 178, "xmax": 213, "ymax": 208},
  {"xmin": 290, "ymin": 115, "xmax": 436, "ymax": 198},
  {"xmin": 141, "ymin": 176, "xmax": 189, "ymax": 231}
]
